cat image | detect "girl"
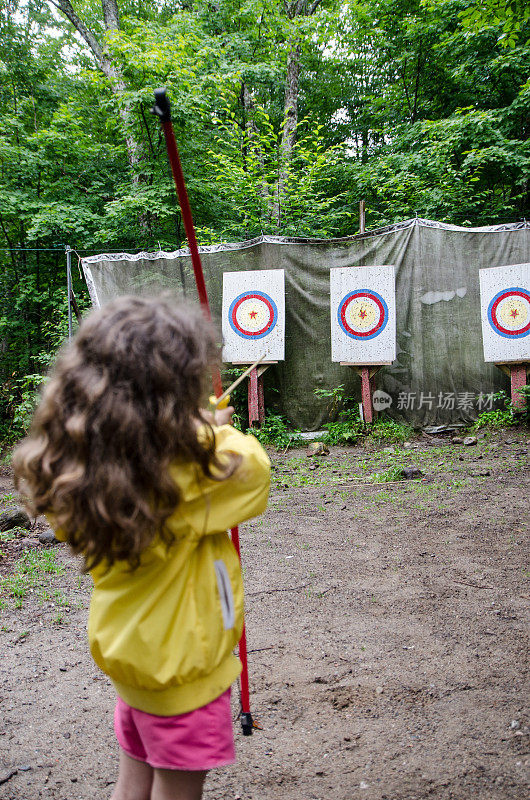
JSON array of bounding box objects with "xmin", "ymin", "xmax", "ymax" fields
[{"xmin": 14, "ymin": 296, "xmax": 271, "ymax": 800}]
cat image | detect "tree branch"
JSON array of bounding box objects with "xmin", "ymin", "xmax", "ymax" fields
[
  {"xmin": 101, "ymin": 0, "xmax": 120, "ymax": 31},
  {"xmin": 401, "ymin": 60, "xmax": 413, "ymax": 118},
  {"xmin": 140, "ymin": 104, "xmax": 156, "ymax": 158},
  {"xmin": 47, "ymin": 0, "xmax": 102, "ymax": 62},
  {"xmin": 308, "ymin": 0, "xmax": 323, "ymax": 14},
  {"xmin": 0, "ymin": 215, "xmax": 18, "ymax": 278}
]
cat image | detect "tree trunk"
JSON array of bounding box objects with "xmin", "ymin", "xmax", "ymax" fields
[
  {"xmin": 273, "ymin": 0, "xmax": 322, "ymax": 231},
  {"xmin": 274, "ymin": 41, "xmax": 301, "ymax": 232},
  {"xmin": 241, "ymin": 82, "xmax": 271, "ymax": 229},
  {"xmin": 49, "ymin": 0, "xmax": 143, "ymax": 180}
]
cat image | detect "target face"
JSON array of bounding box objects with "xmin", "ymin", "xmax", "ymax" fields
[
  {"xmin": 330, "ymin": 266, "xmax": 396, "ymax": 363},
  {"xmin": 487, "ymin": 288, "xmax": 530, "ymax": 339},
  {"xmin": 479, "ymin": 263, "xmax": 530, "ymax": 363},
  {"xmin": 338, "ymin": 290, "xmax": 389, "ymax": 340},
  {"xmin": 229, "ymin": 291, "xmax": 278, "ymax": 339},
  {"xmin": 222, "ymin": 270, "xmax": 285, "ymax": 362}
]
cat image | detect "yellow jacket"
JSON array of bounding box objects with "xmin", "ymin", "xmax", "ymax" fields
[{"xmin": 55, "ymin": 426, "xmax": 270, "ymax": 716}]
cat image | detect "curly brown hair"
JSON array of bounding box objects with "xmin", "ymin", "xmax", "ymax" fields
[{"xmin": 14, "ymin": 295, "xmax": 237, "ymax": 572}]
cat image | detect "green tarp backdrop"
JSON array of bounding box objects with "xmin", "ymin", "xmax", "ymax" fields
[{"xmin": 81, "ymin": 218, "xmax": 530, "ymax": 430}]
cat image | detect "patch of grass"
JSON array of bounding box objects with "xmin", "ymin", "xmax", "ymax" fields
[
  {"xmin": 2, "ymin": 526, "xmax": 30, "ymax": 539},
  {"xmin": 53, "ymin": 589, "xmax": 69, "ymax": 607},
  {"xmin": 471, "ymin": 391, "xmax": 518, "ymax": 430},
  {"xmin": 472, "ymin": 408, "xmax": 517, "ymax": 430},
  {"xmin": 247, "ymin": 415, "xmax": 303, "ymax": 450},
  {"xmin": 0, "ymin": 491, "xmax": 17, "ymax": 507},
  {"xmin": 370, "ymin": 418, "xmax": 414, "ymax": 443},
  {"xmin": 372, "ymin": 466, "xmax": 404, "ymax": 483},
  {"xmin": 272, "ymin": 457, "xmax": 358, "ymax": 488},
  {"xmin": 320, "ymin": 412, "xmax": 413, "ymax": 447},
  {"xmin": 0, "ymin": 548, "xmax": 66, "ymax": 611},
  {"xmin": 322, "ymin": 411, "xmax": 364, "ymax": 445}
]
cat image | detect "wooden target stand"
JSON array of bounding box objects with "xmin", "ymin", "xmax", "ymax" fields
[
  {"xmin": 341, "ymin": 362, "xmax": 392, "ymax": 423},
  {"xmin": 494, "ymin": 361, "xmax": 529, "ymax": 410},
  {"xmin": 233, "ymin": 361, "xmax": 277, "ymax": 426},
  {"xmin": 332, "ymin": 209, "xmax": 395, "ymax": 425}
]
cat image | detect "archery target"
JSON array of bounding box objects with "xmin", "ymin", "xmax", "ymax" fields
[
  {"xmin": 479, "ymin": 264, "xmax": 530, "ymax": 362},
  {"xmin": 229, "ymin": 291, "xmax": 278, "ymax": 339},
  {"xmin": 222, "ymin": 270, "xmax": 285, "ymax": 362},
  {"xmin": 331, "ymin": 266, "xmax": 396, "ymax": 363},
  {"xmin": 338, "ymin": 290, "xmax": 389, "ymax": 340}
]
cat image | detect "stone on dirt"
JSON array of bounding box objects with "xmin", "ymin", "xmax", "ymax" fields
[
  {"xmin": 306, "ymin": 442, "xmax": 329, "ymax": 457},
  {"xmin": 452, "ymin": 436, "xmax": 463, "ymax": 444},
  {"xmin": 0, "ymin": 768, "xmax": 17, "ymax": 785},
  {"xmin": 401, "ymin": 466, "xmax": 423, "ymax": 480},
  {"xmin": 463, "ymin": 436, "xmax": 478, "ymax": 446},
  {"xmin": 0, "ymin": 508, "xmax": 31, "ymax": 532},
  {"xmin": 38, "ymin": 530, "xmax": 58, "ymax": 545}
]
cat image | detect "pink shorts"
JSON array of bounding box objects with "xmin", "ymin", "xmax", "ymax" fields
[{"xmin": 114, "ymin": 689, "xmax": 235, "ymax": 771}]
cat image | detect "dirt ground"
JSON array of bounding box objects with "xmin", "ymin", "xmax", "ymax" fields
[{"xmin": 0, "ymin": 429, "xmax": 529, "ymax": 800}]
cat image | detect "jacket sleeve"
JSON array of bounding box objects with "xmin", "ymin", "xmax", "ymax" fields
[{"xmin": 170, "ymin": 426, "xmax": 271, "ymax": 537}]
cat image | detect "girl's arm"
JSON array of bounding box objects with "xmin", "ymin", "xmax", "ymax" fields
[{"xmin": 169, "ymin": 426, "xmax": 271, "ymax": 537}]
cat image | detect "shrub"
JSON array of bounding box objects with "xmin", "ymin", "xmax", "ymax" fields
[
  {"xmin": 471, "ymin": 390, "xmax": 518, "ymax": 430},
  {"xmin": 247, "ymin": 414, "xmax": 303, "ymax": 450},
  {"xmin": 322, "ymin": 410, "xmax": 364, "ymax": 445}
]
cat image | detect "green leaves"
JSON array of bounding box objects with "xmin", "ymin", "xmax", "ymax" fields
[
  {"xmin": 206, "ymin": 103, "xmax": 351, "ymax": 238},
  {"xmin": 458, "ymin": 0, "xmax": 530, "ymax": 48},
  {"xmin": 1, "ymin": 0, "xmax": 530, "ymax": 441}
]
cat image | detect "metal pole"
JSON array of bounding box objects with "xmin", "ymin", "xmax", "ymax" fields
[
  {"xmin": 66, "ymin": 245, "xmax": 73, "ymax": 340},
  {"xmin": 359, "ymin": 200, "xmax": 366, "ymax": 234}
]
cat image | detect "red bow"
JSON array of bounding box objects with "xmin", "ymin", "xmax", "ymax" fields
[{"xmin": 153, "ymin": 89, "xmax": 254, "ymax": 736}]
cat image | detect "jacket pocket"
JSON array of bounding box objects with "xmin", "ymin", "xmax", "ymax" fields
[{"xmin": 213, "ymin": 559, "xmax": 235, "ymax": 630}]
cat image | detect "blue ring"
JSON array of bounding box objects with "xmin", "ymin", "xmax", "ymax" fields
[
  {"xmin": 487, "ymin": 287, "xmax": 530, "ymax": 339},
  {"xmin": 228, "ymin": 290, "xmax": 278, "ymax": 340},
  {"xmin": 338, "ymin": 289, "xmax": 389, "ymax": 340}
]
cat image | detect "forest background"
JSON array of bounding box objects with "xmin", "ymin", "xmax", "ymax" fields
[{"xmin": 1, "ymin": 0, "xmax": 529, "ymax": 440}]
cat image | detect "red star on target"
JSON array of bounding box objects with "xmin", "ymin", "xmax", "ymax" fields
[
  {"xmin": 359, "ymin": 308, "xmax": 367, "ymax": 320},
  {"xmin": 249, "ymin": 310, "xmax": 257, "ymax": 319},
  {"xmin": 511, "ymin": 308, "xmax": 519, "ymax": 319}
]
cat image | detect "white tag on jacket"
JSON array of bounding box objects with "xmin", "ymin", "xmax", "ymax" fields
[{"xmin": 214, "ymin": 560, "xmax": 235, "ymax": 630}]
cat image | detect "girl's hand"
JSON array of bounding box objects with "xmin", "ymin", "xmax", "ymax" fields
[
  {"xmin": 213, "ymin": 405, "xmax": 235, "ymax": 426},
  {"xmin": 200, "ymin": 406, "xmax": 235, "ymax": 426}
]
